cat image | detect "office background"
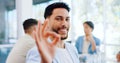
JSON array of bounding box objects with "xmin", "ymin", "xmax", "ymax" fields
[{"xmin": 0, "ymin": 0, "xmax": 120, "ymax": 63}]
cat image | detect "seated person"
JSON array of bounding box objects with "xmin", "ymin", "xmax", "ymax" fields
[
  {"xmin": 116, "ymin": 51, "xmax": 120, "ymax": 62},
  {"xmin": 75, "ymin": 21, "xmax": 100, "ymax": 54},
  {"xmin": 6, "ymin": 18, "xmax": 38, "ymax": 63}
]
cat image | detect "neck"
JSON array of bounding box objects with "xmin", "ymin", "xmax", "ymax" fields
[
  {"xmin": 56, "ymin": 40, "xmax": 65, "ymax": 48},
  {"xmin": 25, "ymin": 32, "xmax": 33, "ymax": 37},
  {"xmin": 85, "ymin": 33, "xmax": 91, "ymax": 36}
]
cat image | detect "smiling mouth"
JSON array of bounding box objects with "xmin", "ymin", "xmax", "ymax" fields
[{"xmin": 59, "ymin": 29, "xmax": 67, "ymax": 34}]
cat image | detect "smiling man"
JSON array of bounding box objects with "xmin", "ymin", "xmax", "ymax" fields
[{"xmin": 26, "ymin": 2, "xmax": 80, "ymax": 63}]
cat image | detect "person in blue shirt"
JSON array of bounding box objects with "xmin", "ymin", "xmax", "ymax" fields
[{"xmin": 75, "ymin": 21, "xmax": 100, "ymax": 54}]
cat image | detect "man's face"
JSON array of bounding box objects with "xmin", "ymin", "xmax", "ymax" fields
[
  {"xmin": 47, "ymin": 8, "xmax": 70, "ymax": 40},
  {"xmin": 83, "ymin": 23, "xmax": 92, "ymax": 35}
]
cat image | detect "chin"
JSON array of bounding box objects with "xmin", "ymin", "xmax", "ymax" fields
[
  {"xmin": 60, "ymin": 35, "xmax": 68, "ymax": 40},
  {"xmin": 61, "ymin": 37, "xmax": 67, "ymax": 40}
]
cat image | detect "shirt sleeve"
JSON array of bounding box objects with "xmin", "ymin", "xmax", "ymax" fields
[{"xmin": 75, "ymin": 37, "xmax": 82, "ymax": 54}]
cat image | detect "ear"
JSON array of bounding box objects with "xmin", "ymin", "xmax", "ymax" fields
[{"xmin": 33, "ymin": 25, "xmax": 37, "ymax": 31}]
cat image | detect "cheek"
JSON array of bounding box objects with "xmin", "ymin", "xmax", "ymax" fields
[
  {"xmin": 84, "ymin": 28, "xmax": 91, "ymax": 33},
  {"xmin": 52, "ymin": 24, "xmax": 57, "ymax": 29},
  {"xmin": 88, "ymin": 29, "xmax": 91, "ymax": 31},
  {"xmin": 89, "ymin": 28, "xmax": 93, "ymax": 32},
  {"xmin": 48, "ymin": 19, "xmax": 56, "ymax": 29},
  {"xmin": 51, "ymin": 22, "xmax": 59, "ymax": 29},
  {"xmin": 84, "ymin": 28, "xmax": 88, "ymax": 32},
  {"xmin": 67, "ymin": 24, "xmax": 70, "ymax": 29},
  {"xmin": 52, "ymin": 21, "xmax": 61, "ymax": 27},
  {"xmin": 68, "ymin": 22, "xmax": 70, "ymax": 27}
]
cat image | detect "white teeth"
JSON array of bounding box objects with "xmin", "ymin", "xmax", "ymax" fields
[
  {"xmin": 59, "ymin": 29, "xmax": 67, "ymax": 34},
  {"xmin": 60, "ymin": 29, "xmax": 66, "ymax": 31}
]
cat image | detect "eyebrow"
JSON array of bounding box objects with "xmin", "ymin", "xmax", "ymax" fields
[{"xmin": 55, "ymin": 16, "xmax": 70, "ymax": 18}]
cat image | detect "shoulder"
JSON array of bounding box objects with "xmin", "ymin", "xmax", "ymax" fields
[
  {"xmin": 17, "ymin": 34, "xmax": 35, "ymax": 45},
  {"xmin": 65, "ymin": 43, "xmax": 79, "ymax": 59},
  {"xmin": 65, "ymin": 43, "xmax": 74, "ymax": 50},
  {"xmin": 93, "ymin": 36, "xmax": 100, "ymax": 45},
  {"xmin": 77, "ymin": 36, "xmax": 84, "ymax": 39},
  {"xmin": 65, "ymin": 43, "xmax": 78, "ymax": 53},
  {"xmin": 27, "ymin": 46, "xmax": 39, "ymax": 55},
  {"xmin": 93, "ymin": 36, "xmax": 100, "ymax": 41},
  {"xmin": 65, "ymin": 42, "xmax": 73, "ymax": 47},
  {"xmin": 76, "ymin": 36, "xmax": 84, "ymax": 44},
  {"xmin": 76, "ymin": 36, "xmax": 84, "ymax": 41}
]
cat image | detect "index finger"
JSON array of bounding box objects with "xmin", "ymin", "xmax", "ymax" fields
[
  {"xmin": 44, "ymin": 31, "xmax": 60, "ymax": 45},
  {"xmin": 42, "ymin": 20, "xmax": 48, "ymax": 36}
]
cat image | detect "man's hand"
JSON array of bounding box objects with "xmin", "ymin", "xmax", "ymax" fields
[{"xmin": 33, "ymin": 20, "xmax": 60, "ymax": 63}]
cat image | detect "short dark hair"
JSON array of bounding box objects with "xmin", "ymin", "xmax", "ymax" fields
[
  {"xmin": 23, "ymin": 18, "xmax": 38, "ymax": 30},
  {"xmin": 84, "ymin": 21, "xmax": 94, "ymax": 30},
  {"xmin": 44, "ymin": 2, "xmax": 70, "ymax": 19}
]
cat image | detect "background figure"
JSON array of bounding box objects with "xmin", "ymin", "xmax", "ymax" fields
[
  {"xmin": 6, "ymin": 18, "xmax": 38, "ymax": 63},
  {"xmin": 75, "ymin": 21, "xmax": 100, "ymax": 54},
  {"xmin": 116, "ymin": 51, "xmax": 120, "ymax": 62}
]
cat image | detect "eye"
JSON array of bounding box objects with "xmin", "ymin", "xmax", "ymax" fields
[
  {"xmin": 55, "ymin": 17, "xmax": 62, "ymax": 21},
  {"xmin": 66, "ymin": 18, "xmax": 70, "ymax": 22}
]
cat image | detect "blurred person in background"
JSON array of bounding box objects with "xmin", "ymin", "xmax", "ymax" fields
[
  {"xmin": 6, "ymin": 18, "xmax": 38, "ymax": 63},
  {"xmin": 75, "ymin": 21, "xmax": 100, "ymax": 54}
]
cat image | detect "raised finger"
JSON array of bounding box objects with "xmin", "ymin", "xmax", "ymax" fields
[
  {"xmin": 37, "ymin": 21, "xmax": 42, "ymax": 41},
  {"xmin": 41, "ymin": 20, "xmax": 48, "ymax": 36}
]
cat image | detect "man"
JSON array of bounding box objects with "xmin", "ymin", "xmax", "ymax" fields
[
  {"xmin": 26, "ymin": 2, "xmax": 80, "ymax": 63},
  {"xmin": 6, "ymin": 18, "xmax": 38, "ymax": 63},
  {"xmin": 75, "ymin": 21, "xmax": 100, "ymax": 54}
]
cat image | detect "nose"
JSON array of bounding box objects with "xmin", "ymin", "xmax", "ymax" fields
[
  {"xmin": 61, "ymin": 19, "xmax": 68, "ymax": 25},
  {"xmin": 61, "ymin": 19, "xmax": 68, "ymax": 28}
]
